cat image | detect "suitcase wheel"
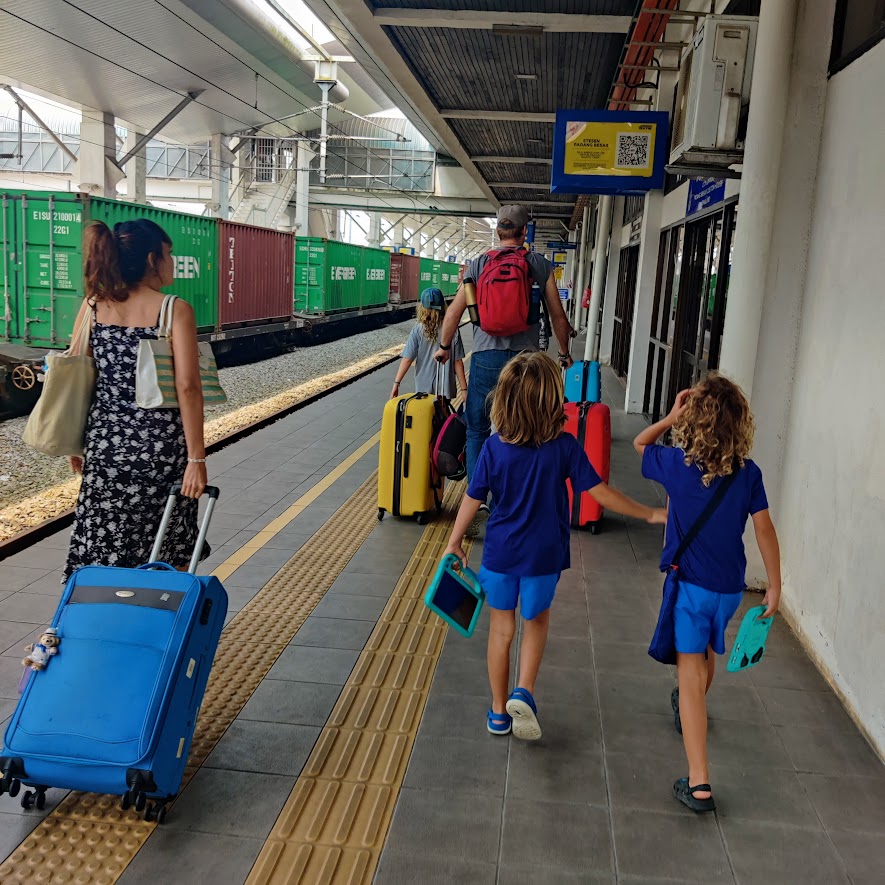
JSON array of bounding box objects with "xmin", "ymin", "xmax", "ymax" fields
[
  {"xmin": 377, "ymin": 508, "xmax": 385, "ymax": 521},
  {"xmin": 144, "ymin": 800, "xmax": 168, "ymax": 824},
  {"xmin": 589, "ymin": 522, "xmax": 601, "ymax": 536},
  {"xmin": 0, "ymin": 774, "xmax": 20, "ymax": 798},
  {"xmin": 416, "ymin": 512, "xmax": 428, "ymax": 525},
  {"xmin": 21, "ymin": 788, "xmax": 46, "ymax": 811}
]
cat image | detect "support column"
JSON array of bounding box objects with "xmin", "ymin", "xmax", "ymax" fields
[
  {"xmin": 368, "ymin": 212, "xmax": 382, "ymax": 248},
  {"xmin": 729, "ymin": 0, "xmax": 831, "ymax": 584},
  {"xmin": 393, "ymin": 220, "xmax": 405, "ymax": 251},
  {"xmin": 124, "ymin": 130, "xmax": 146, "ymax": 204},
  {"xmin": 77, "ymin": 109, "xmax": 122, "ymax": 198},
  {"xmin": 208, "ymin": 133, "xmax": 231, "ymax": 219},
  {"xmin": 599, "ymin": 196, "xmax": 625, "ymax": 365},
  {"xmin": 584, "ymin": 195, "xmax": 613, "ymax": 361},
  {"xmin": 623, "ymin": 191, "xmax": 661, "ymax": 412},
  {"xmin": 294, "ymin": 141, "xmax": 312, "ymax": 235},
  {"xmin": 718, "ymin": 0, "xmax": 799, "ymax": 394},
  {"xmin": 572, "ymin": 205, "xmax": 591, "ymax": 331}
]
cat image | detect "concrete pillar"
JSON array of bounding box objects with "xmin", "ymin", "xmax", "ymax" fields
[
  {"xmin": 77, "ymin": 109, "xmax": 122, "ymax": 198},
  {"xmin": 584, "ymin": 195, "xmax": 613, "ymax": 361},
  {"xmin": 599, "ymin": 196, "xmax": 625, "ymax": 365},
  {"xmin": 293, "ymin": 141, "xmax": 312, "ymax": 235},
  {"xmin": 432, "ymin": 237, "xmax": 440, "ymax": 259},
  {"xmin": 393, "ymin": 220, "xmax": 405, "ymax": 250},
  {"xmin": 572, "ymin": 205, "xmax": 591, "ymax": 331},
  {"xmin": 368, "ymin": 212, "xmax": 382, "ymax": 249},
  {"xmin": 563, "ymin": 229, "xmax": 578, "ymax": 317},
  {"xmin": 208, "ymin": 133, "xmax": 230, "ymax": 219},
  {"xmin": 623, "ymin": 192, "xmax": 662, "ymax": 411},
  {"xmin": 733, "ymin": 0, "xmax": 833, "ymax": 584},
  {"xmin": 124, "ymin": 130, "xmax": 147, "ymax": 204},
  {"xmin": 718, "ymin": 0, "xmax": 799, "ymax": 394}
]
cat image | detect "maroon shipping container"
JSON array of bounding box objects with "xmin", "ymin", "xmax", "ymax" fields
[
  {"xmin": 218, "ymin": 221, "xmax": 294, "ymax": 327},
  {"xmin": 389, "ymin": 253, "xmax": 420, "ymax": 304}
]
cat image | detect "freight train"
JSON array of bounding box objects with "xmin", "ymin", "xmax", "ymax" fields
[{"xmin": 0, "ymin": 190, "xmax": 465, "ymax": 410}]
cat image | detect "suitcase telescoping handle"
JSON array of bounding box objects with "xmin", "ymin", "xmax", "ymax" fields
[{"xmin": 149, "ymin": 484, "xmax": 220, "ymax": 575}]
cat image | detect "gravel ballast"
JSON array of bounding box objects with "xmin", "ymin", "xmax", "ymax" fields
[{"xmin": 0, "ymin": 319, "xmax": 413, "ymax": 541}]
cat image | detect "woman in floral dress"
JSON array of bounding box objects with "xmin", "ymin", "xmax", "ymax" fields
[{"xmin": 63, "ymin": 219, "xmax": 208, "ymax": 579}]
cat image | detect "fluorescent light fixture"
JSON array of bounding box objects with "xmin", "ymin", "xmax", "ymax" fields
[{"xmin": 515, "ymin": 73, "xmax": 538, "ymax": 81}]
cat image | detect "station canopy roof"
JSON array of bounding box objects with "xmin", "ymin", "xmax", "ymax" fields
[
  {"xmin": 0, "ymin": 0, "xmax": 388, "ymax": 145},
  {"xmin": 301, "ymin": 0, "xmax": 639, "ymax": 228}
]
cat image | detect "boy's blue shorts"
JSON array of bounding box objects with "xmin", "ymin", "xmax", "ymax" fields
[
  {"xmin": 478, "ymin": 567, "xmax": 560, "ymax": 621},
  {"xmin": 674, "ymin": 581, "xmax": 742, "ymax": 655}
]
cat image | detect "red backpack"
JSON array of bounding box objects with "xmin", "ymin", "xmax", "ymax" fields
[{"xmin": 476, "ymin": 248, "xmax": 532, "ymax": 336}]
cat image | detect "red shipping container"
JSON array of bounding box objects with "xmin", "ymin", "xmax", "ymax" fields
[
  {"xmin": 218, "ymin": 221, "xmax": 294, "ymax": 327},
  {"xmin": 389, "ymin": 253, "xmax": 420, "ymax": 304}
]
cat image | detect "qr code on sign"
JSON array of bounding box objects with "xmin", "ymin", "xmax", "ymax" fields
[{"xmin": 615, "ymin": 133, "xmax": 651, "ymax": 169}]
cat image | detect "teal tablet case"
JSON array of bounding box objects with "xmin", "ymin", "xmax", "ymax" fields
[
  {"xmin": 424, "ymin": 554, "xmax": 485, "ymax": 638},
  {"xmin": 727, "ymin": 604, "xmax": 774, "ymax": 673}
]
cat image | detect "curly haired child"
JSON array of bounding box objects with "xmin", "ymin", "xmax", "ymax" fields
[
  {"xmin": 444, "ymin": 352, "xmax": 666, "ymax": 740},
  {"xmin": 391, "ymin": 288, "xmax": 467, "ymax": 399},
  {"xmin": 634, "ymin": 373, "xmax": 782, "ymax": 813}
]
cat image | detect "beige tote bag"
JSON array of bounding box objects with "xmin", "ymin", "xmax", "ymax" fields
[
  {"xmin": 22, "ymin": 308, "xmax": 96, "ymax": 457},
  {"xmin": 135, "ymin": 294, "xmax": 226, "ymax": 409}
]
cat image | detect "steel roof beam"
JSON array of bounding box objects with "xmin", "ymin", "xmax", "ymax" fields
[
  {"xmin": 440, "ymin": 110, "xmax": 556, "ymax": 122},
  {"xmin": 488, "ymin": 182, "xmax": 551, "ymax": 189},
  {"xmin": 117, "ymin": 91, "xmax": 204, "ymax": 168},
  {"xmin": 472, "ymin": 156, "xmax": 553, "ymax": 164},
  {"xmin": 1, "ymin": 86, "xmax": 77, "ymax": 164},
  {"xmin": 372, "ymin": 10, "xmax": 632, "ymax": 33}
]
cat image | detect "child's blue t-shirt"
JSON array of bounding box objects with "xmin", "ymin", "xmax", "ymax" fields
[
  {"xmin": 466, "ymin": 433, "xmax": 602, "ymax": 577},
  {"xmin": 642, "ymin": 445, "xmax": 769, "ymax": 594}
]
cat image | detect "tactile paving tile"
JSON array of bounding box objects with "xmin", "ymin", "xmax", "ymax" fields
[
  {"xmin": 246, "ymin": 481, "xmax": 471, "ymax": 885},
  {"xmin": 0, "ymin": 475, "xmax": 383, "ymax": 883}
]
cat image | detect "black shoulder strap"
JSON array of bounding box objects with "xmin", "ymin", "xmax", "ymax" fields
[{"xmin": 671, "ymin": 465, "xmax": 740, "ymax": 567}]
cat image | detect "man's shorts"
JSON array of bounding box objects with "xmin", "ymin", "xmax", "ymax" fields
[
  {"xmin": 674, "ymin": 581, "xmax": 742, "ymax": 655},
  {"xmin": 478, "ymin": 567, "xmax": 560, "ymax": 621}
]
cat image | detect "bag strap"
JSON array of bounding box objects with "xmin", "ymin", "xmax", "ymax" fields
[
  {"xmin": 158, "ymin": 294, "xmax": 177, "ymax": 339},
  {"xmin": 68, "ymin": 304, "xmax": 94, "ymax": 356},
  {"xmin": 670, "ymin": 464, "xmax": 740, "ymax": 568}
]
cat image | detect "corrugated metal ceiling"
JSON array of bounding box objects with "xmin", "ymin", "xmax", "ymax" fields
[
  {"xmin": 372, "ymin": 1, "xmax": 636, "ymax": 13},
  {"xmin": 369, "ymin": 1, "xmax": 634, "ymax": 217}
]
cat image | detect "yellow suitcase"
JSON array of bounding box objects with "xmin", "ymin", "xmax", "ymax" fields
[{"xmin": 378, "ymin": 393, "xmax": 441, "ymax": 524}]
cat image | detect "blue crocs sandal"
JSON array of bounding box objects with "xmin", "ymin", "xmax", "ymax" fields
[
  {"xmin": 505, "ymin": 688, "xmax": 542, "ymax": 741},
  {"xmin": 487, "ymin": 709, "xmax": 512, "ymax": 736}
]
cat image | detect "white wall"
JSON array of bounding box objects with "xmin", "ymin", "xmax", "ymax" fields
[{"xmin": 777, "ymin": 42, "xmax": 885, "ymax": 754}]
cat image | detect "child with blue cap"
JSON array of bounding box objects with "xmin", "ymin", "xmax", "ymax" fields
[{"xmin": 391, "ymin": 288, "xmax": 467, "ymax": 399}]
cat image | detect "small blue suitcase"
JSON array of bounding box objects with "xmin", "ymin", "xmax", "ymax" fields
[
  {"xmin": 564, "ymin": 360, "xmax": 601, "ymax": 403},
  {"xmin": 0, "ymin": 484, "xmax": 227, "ymax": 822}
]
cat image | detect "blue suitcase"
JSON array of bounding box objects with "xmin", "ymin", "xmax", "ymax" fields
[
  {"xmin": 0, "ymin": 484, "xmax": 227, "ymax": 822},
  {"xmin": 564, "ymin": 360, "xmax": 602, "ymax": 403}
]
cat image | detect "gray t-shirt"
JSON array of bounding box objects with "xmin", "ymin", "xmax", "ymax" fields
[
  {"xmin": 402, "ymin": 324, "xmax": 465, "ymax": 396},
  {"xmin": 464, "ymin": 250, "xmax": 553, "ymax": 353}
]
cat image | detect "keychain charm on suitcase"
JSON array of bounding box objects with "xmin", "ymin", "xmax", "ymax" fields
[{"xmin": 0, "ymin": 484, "xmax": 228, "ymax": 823}]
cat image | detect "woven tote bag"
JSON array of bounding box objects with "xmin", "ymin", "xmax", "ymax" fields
[
  {"xmin": 135, "ymin": 294, "xmax": 226, "ymax": 409},
  {"xmin": 22, "ymin": 309, "xmax": 96, "ymax": 457}
]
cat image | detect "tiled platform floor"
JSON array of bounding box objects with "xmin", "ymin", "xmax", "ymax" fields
[{"xmin": 0, "ymin": 347, "xmax": 882, "ymax": 884}]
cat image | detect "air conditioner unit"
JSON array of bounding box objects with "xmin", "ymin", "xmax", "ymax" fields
[{"xmin": 669, "ymin": 15, "xmax": 759, "ymax": 169}]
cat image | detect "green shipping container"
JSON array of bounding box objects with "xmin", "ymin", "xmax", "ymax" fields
[
  {"xmin": 439, "ymin": 260, "xmax": 460, "ymax": 297},
  {"xmin": 0, "ymin": 190, "xmax": 218, "ymax": 349},
  {"xmin": 295, "ymin": 238, "xmax": 390, "ymax": 314},
  {"xmin": 418, "ymin": 257, "xmax": 435, "ymax": 293}
]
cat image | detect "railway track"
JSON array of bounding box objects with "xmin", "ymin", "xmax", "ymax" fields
[{"xmin": 0, "ymin": 349, "xmax": 402, "ymax": 560}]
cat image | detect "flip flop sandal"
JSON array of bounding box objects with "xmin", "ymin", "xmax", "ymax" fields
[
  {"xmin": 671, "ymin": 686, "xmax": 682, "ymax": 735},
  {"xmin": 505, "ymin": 687, "xmax": 542, "ymax": 741},
  {"xmin": 673, "ymin": 777, "xmax": 716, "ymax": 813},
  {"xmin": 487, "ymin": 709, "xmax": 512, "ymax": 736}
]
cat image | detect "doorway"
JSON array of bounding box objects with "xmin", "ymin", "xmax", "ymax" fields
[{"xmin": 611, "ymin": 244, "xmax": 640, "ymax": 378}]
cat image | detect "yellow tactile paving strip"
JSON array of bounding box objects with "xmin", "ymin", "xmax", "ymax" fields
[
  {"xmin": 0, "ymin": 470, "xmax": 385, "ymax": 884},
  {"xmin": 246, "ymin": 482, "xmax": 470, "ymax": 885}
]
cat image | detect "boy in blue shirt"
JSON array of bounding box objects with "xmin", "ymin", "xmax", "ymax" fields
[
  {"xmin": 444, "ymin": 352, "xmax": 666, "ymax": 741},
  {"xmin": 634, "ymin": 374, "xmax": 783, "ymax": 813}
]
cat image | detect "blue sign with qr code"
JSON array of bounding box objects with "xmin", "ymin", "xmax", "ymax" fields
[{"xmin": 551, "ymin": 110, "xmax": 669, "ymax": 195}]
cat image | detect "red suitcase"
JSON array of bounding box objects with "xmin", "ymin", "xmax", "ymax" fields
[{"xmin": 564, "ymin": 401, "xmax": 611, "ymax": 533}]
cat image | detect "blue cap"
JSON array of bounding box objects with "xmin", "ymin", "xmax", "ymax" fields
[{"xmin": 420, "ymin": 287, "xmax": 445, "ymax": 310}]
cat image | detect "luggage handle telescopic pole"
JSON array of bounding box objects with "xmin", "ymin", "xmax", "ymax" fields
[{"xmin": 150, "ymin": 484, "xmax": 221, "ymax": 574}]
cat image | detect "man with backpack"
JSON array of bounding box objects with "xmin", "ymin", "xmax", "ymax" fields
[{"xmin": 435, "ymin": 205, "xmax": 575, "ymax": 531}]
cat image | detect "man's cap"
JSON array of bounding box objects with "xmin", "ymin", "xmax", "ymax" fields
[
  {"xmin": 496, "ymin": 205, "xmax": 529, "ymax": 228},
  {"xmin": 420, "ymin": 287, "xmax": 445, "ymax": 310}
]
